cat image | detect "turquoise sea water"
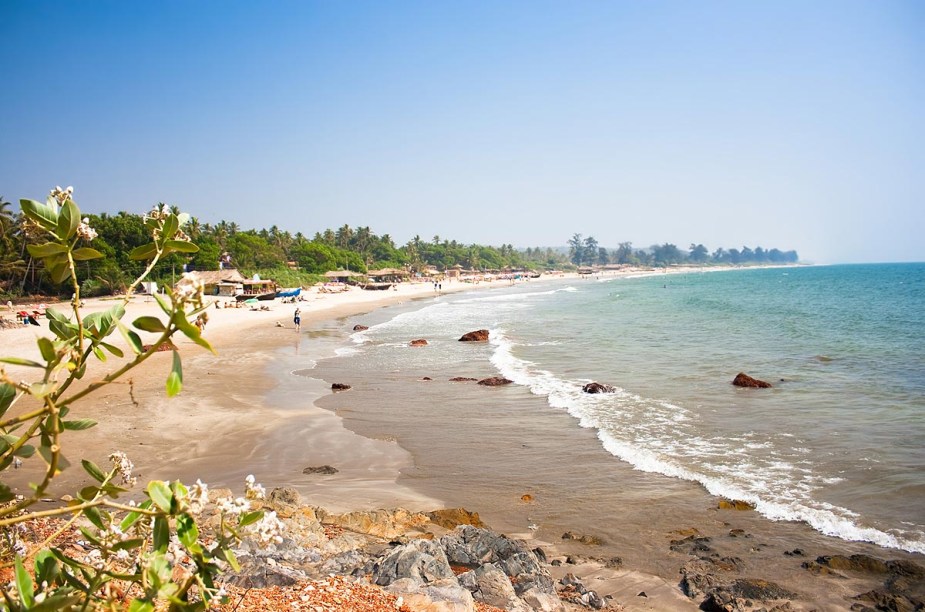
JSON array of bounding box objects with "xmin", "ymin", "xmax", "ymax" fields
[{"xmin": 335, "ymin": 264, "xmax": 925, "ymax": 553}]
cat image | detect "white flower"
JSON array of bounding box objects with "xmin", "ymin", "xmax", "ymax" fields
[
  {"xmin": 76, "ymin": 217, "xmax": 98, "ymax": 241},
  {"xmin": 187, "ymin": 479, "xmax": 209, "ymax": 514},
  {"xmin": 244, "ymin": 474, "xmax": 265, "ymax": 500},
  {"xmin": 109, "ymin": 451, "xmax": 136, "ymax": 486},
  {"xmin": 216, "ymin": 496, "xmax": 250, "ymax": 516},
  {"xmin": 246, "ymin": 510, "xmax": 284, "ymax": 546},
  {"xmin": 174, "ymin": 272, "xmax": 204, "ymax": 308},
  {"xmin": 49, "ymin": 185, "xmax": 74, "ymax": 204}
]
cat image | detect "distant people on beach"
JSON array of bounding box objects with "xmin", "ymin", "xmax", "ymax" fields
[{"xmin": 293, "ymin": 308, "xmax": 301, "ymax": 332}]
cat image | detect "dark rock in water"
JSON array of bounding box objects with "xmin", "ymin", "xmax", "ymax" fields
[
  {"xmin": 303, "ymin": 465, "xmax": 338, "ymax": 475},
  {"xmin": 449, "ymin": 377, "xmax": 479, "ymax": 382},
  {"xmin": 732, "ymin": 372, "xmax": 772, "ymax": 388},
  {"xmin": 637, "ymin": 591, "xmax": 647, "ymax": 598},
  {"xmin": 477, "ymin": 377, "xmax": 512, "ymax": 386},
  {"xmin": 783, "ymin": 548, "xmax": 805, "ymax": 557},
  {"xmin": 331, "ymin": 383, "xmax": 351, "ymax": 391},
  {"xmin": 816, "ymin": 554, "xmax": 890, "ymax": 574},
  {"xmin": 421, "ymin": 376, "xmax": 432, "ymax": 381},
  {"xmin": 459, "ymin": 329, "xmax": 489, "ymax": 342},
  {"xmin": 601, "ymin": 556, "xmax": 623, "ymax": 568},
  {"xmin": 670, "ymin": 535, "xmax": 714, "ymax": 555},
  {"xmin": 718, "ymin": 498, "xmax": 756, "ymax": 511},
  {"xmin": 409, "ymin": 338, "xmax": 428, "ymax": 346},
  {"xmin": 561, "ymin": 531, "xmax": 603, "ymax": 546},
  {"xmin": 582, "ymin": 382, "xmax": 616, "ymax": 394},
  {"xmin": 353, "ymin": 324, "xmax": 369, "ymax": 331}
]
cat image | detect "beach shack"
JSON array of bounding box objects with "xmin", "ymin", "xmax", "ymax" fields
[
  {"xmin": 366, "ymin": 268, "xmax": 410, "ymax": 283},
  {"xmin": 186, "ymin": 270, "xmax": 278, "ymax": 300},
  {"xmin": 446, "ymin": 264, "xmax": 464, "ymax": 280},
  {"xmin": 188, "ymin": 270, "xmax": 248, "ymax": 297}
]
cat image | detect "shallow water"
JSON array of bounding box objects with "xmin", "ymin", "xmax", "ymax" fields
[{"xmin": 312, "ymin": 265, "xmax": 925, "ymax": 560}]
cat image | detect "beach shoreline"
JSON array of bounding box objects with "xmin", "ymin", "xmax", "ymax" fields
[{"xmin": 3, "ymin": 264, "xmax": 922, "ymax": 611}]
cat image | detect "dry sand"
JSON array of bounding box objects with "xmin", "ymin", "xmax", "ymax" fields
[{"xmin": 1, "ymin": 279, "xmax": 490, "ymax": 505}]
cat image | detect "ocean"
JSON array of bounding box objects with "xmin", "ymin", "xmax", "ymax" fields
[{"xmin": 311, "ymin": 264, "xmax": 925, "ymax": 558}]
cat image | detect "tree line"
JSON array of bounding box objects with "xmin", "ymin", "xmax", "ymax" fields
[
  {"xmin": 566, "ymin": 233, "xmax": 798, "ymax": 267},
  {"xmin": 0, "ymin": 195, "xmax": 798, "ymax": 298}
]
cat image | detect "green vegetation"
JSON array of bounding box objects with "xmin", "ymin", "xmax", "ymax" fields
[
  {"xmin": 567, "ymin": 233, "xmax": 799, "ymax": 267},
  {"xmin": 1, "ymin": 190, "xmax": 276, "ymax": 610},
  {"xmin": 0, "ymin": 189, "xmax": 798, "ymax": 300}
]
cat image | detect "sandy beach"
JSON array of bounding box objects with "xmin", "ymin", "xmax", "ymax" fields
[
  {"xmin": 1, "ymin": 278, "xmax": 492, "ymax": 505},
  {"xmin": 3, "ymin": 267, "xmax": 923, "ymax": 611}
]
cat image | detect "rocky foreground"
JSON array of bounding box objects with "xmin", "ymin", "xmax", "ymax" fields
[{"xmin": 214, "ymin": 488, "xmax": 925, "ymax": 611}]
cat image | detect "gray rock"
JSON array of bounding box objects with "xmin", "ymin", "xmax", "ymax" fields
[
  {"xmin": 373, "ymin": 539, "xmax": 455, "ymax": 586},
  {"xmin": 441, "ymin": 526, "xmax": 559, "ymax": 599},
  {"xmin": 226, "ymin": 558, "xmax": 306, "ymax": 589},
  {"xmin": 387, "ymin": 578, "xmax": 476, "ymax": 612},
  {"xmin": 268, "ymin": 487, "xmax": 301, "ymax": 506},
  {"xmin": 521, "ymin": 586, "xmax": 566, "ymax": 611},
  {"xmin": 462, "ymin": 563, "xmax": 528, "ymax": 611}
]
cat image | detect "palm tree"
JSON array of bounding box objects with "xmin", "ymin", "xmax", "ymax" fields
[
  {"xmin": 187, "ymin": 217, "xmax": 202, "ymax": 241},
  {"xmin": 0, "ymin": 198, "xmax": 16, "ymax": 256}
]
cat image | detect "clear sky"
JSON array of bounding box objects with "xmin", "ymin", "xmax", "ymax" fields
[{"xmin": 2, "ymin": 1, "xmax": 922, "ymax": 263}]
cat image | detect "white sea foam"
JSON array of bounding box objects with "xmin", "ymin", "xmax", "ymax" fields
[
  {"xmin": 334, "ymin": 346, "xmax": 359, "ymax": 357},
  {"xmin": 486, "ymin": 328, "xmax": 925, "ymax": 554}
]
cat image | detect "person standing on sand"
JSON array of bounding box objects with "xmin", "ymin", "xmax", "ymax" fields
[{"xmin": 293, "ymin": 308, "xmax": 301, "ymax": 332}]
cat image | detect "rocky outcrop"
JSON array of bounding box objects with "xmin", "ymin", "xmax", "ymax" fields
[
  {"xmin": 373, "ymin": 538, "xmax": 456, "ymax": 586},
  {"xmin": 477, "ymin": 377, "xmax": 512, "ymax": 386},
  {"xmin": 807, "ymin": 555, "xmax": 925, "ymax": 609},
  {"xmin": 449, "ymin": 377, "xmax": 479, "ymax": 382},
  {"xmin": 427, "ymin": 508, "xmax": 485, "ymax": 530},
  {"xmin": 699, "ymin": 579, "xmax": 798, "ymax": 611},
  {"xmin": 458, "ymin": 329, "xmax": 489, "ymax": 342},
  {"xmin": 442, "ymin": 526, "xmax": 562, "ymax": 610},
  {"xmin": 325, "ymin": 508, "xmax": 432, "ymax": 539},
  {"xmin": 409, "ymin": 339, "xmax": 428, "ymax": 346},
  {"xmin": 732, "ymin": 372, "xmax": 772, "ymax": 388},
  {"xmin": 331, "ymin": 383, "xmax": 351, "ymax": 391},
  {"xmin": 582, "ymin": 382, "xmax": 615, "ymax": 394},
  {"xmin": 353, "ymin": 324, "xmax": 369, "ymax": 331}
]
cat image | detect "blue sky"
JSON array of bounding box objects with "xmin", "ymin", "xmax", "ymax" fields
[{"xmin": 2, "ymin": 1, "xmax": 922, "ymax": 263}]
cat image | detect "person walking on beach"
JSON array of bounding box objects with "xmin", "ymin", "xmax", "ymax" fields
[{"xmin": 293, "ymin": 308, "xmax": 301, "ymax": 332}]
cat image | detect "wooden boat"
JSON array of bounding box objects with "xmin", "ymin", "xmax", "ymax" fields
[{"xmin": 362, "ymin": 283, "xmax": 392, "ymax": 291}]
